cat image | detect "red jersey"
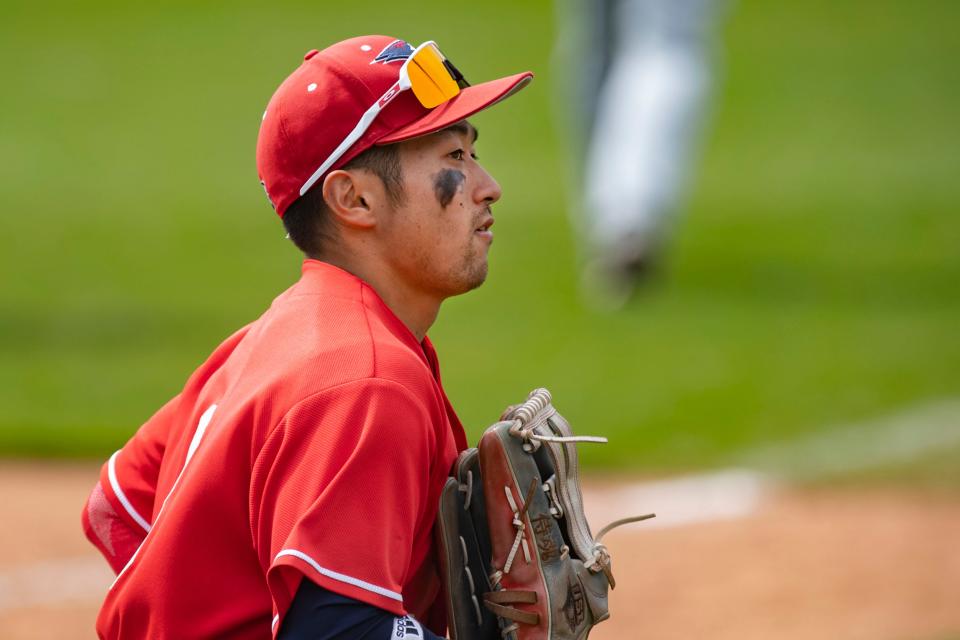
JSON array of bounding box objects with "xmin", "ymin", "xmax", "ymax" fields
[{"xmin": 87, "ymin": 260, "xmax": 468, "ymax": 638}]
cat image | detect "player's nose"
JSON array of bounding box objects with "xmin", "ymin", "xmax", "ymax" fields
[{"xmin": 473, "ymin": 163, "xmax": 502, "ymax": 206}]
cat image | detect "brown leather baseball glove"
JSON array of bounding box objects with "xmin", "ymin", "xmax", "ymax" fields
[{"xmin": 436, "ymin": 388, "xmax": 654, "ymax": 639}]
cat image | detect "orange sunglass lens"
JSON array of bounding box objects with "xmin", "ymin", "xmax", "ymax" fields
[{"xmin": 407, "ymin": 44, "xmax": 460, "ymax": 108}]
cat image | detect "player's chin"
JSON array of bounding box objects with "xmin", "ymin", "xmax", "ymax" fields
[{"xmin": 458, "ymin": 260, "xmax": 489, "ymax": 294}]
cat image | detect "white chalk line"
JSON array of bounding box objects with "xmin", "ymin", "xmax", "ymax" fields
[
  {"xmin": 583, "ymin": 468, "xmax": 772, "ymax": 533},
  {"xmin": 586, "ymin": 396, "xmax": 960, "ymax": 533},
  {"xmin": 736, "ymin": 397, "xmax": 960, "ymax": 479},
  {"xmin": 2, "ymin": 397, "xmax": 957, "ymax": 612}
]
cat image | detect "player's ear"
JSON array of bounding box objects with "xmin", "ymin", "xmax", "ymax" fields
[{"xmin": 322, "ymin": 169, "xmax": 380, "ymax": 229}]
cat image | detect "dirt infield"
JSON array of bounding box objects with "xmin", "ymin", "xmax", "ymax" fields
[{"xmin": 1, "ymin": 461, "xmax": 958, "ymax": 639}]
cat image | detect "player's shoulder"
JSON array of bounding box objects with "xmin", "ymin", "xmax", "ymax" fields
[{"xmin": 248, "ymin": 276, "xmax": 438, "ymax": 403}]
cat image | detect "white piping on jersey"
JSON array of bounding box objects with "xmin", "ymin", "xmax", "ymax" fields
[
  {"xmin": 111, "ymin": 404, "xmax": 219, "ymax": 589},
  {"xmin": 107, "ymin": 450, "xmax": 152, "ymax": 533},
  {"xmin": 272, "ymin": 614, "xmax": 279, "ymax": 631},
  {"xmin": 274, "ymin": 549, "xmax": 403, "ymax": 603},
  {"xmin": 155, "ymin": 403, "xmax": 219, "ymax": 514}
]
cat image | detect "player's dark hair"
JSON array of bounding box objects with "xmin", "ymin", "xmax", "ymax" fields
[{"xmin": 282, "ymin": 144, "xmax": 404, "ymax": 257}]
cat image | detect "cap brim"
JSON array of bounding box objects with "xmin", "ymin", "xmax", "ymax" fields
[{"xmin": 376, "ymin": 71, "xmax": 534, "ymax": 144}]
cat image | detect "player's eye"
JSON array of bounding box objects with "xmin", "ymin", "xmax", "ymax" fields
[{"xmin": 450, "ymin": 149, "xmax": 465, "ymax": 161}]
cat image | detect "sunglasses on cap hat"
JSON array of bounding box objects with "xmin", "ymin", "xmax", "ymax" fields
[{"xmin": 299, "ymin": 41, "xmax": 469, "ymax": 197}]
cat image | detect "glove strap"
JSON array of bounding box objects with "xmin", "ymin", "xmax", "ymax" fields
[{"xmin": 483, "ymin": 590, "xmax": 540, "ymax": 626}]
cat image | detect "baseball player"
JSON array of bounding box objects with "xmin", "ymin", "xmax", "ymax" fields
[
  {"xmin": 556, "ymin": 0, "xmax": 725, "ymax": 301},
  {"xmin": 81, "ymin": 35, "xmax": 532, "ymax": 639}
]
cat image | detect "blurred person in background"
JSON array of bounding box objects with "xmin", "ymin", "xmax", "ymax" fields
[{"xmin": 555, "ymin": 0, "xmax": 726, "ymax": 304}]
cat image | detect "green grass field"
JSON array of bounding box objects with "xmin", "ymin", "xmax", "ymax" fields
[{"xmin": 1, "ymin": 0, "xmax": 958, "ymax": 473}]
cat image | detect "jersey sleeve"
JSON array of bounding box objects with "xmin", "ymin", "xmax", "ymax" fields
[
  {"xmin": 85, "ymin": 392, "xmax": 181, "ymax": 555},
  {"xmin": 81, "ymin": 479, "xmax": 149, "ymax": 574},
  {"xmin": 278, "ymin": 579, "xmax": 444, "ymax": 640},
  {"xmin": 251, "ymin": 378, "xmax": 439, "ymax": 632}
]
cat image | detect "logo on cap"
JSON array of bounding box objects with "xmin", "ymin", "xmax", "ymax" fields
[{"xmin": 372, "ymin": 39, "xmax": 413, "ymax": 64}]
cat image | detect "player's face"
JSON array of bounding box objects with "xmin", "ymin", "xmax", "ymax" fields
[{"xmin": 381, "ymin": 122, "xmax": 502, "ymax": 299}]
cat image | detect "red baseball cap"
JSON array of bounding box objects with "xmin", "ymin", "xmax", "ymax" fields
[{"xmin": 256, "ymin": 35, "xmax": 534, "ymax": 217}]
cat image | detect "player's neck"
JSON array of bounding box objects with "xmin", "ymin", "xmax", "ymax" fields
[
  {"xmin": 370, "ymin": 278, "xmax": 441, "ymax": 343},
  {"xmin": 316, "ymin": 252, "xmax": 441, "ymax": 342}
]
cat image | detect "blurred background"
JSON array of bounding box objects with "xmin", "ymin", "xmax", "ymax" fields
[{"xmin": 1, "ymin": 0, "xmax": 958, "ymax": 638}]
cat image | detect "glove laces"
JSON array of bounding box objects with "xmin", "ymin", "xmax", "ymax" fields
[{"xmin": 508, "ymin": 388, "xmax": 657, "ymax": 587}]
